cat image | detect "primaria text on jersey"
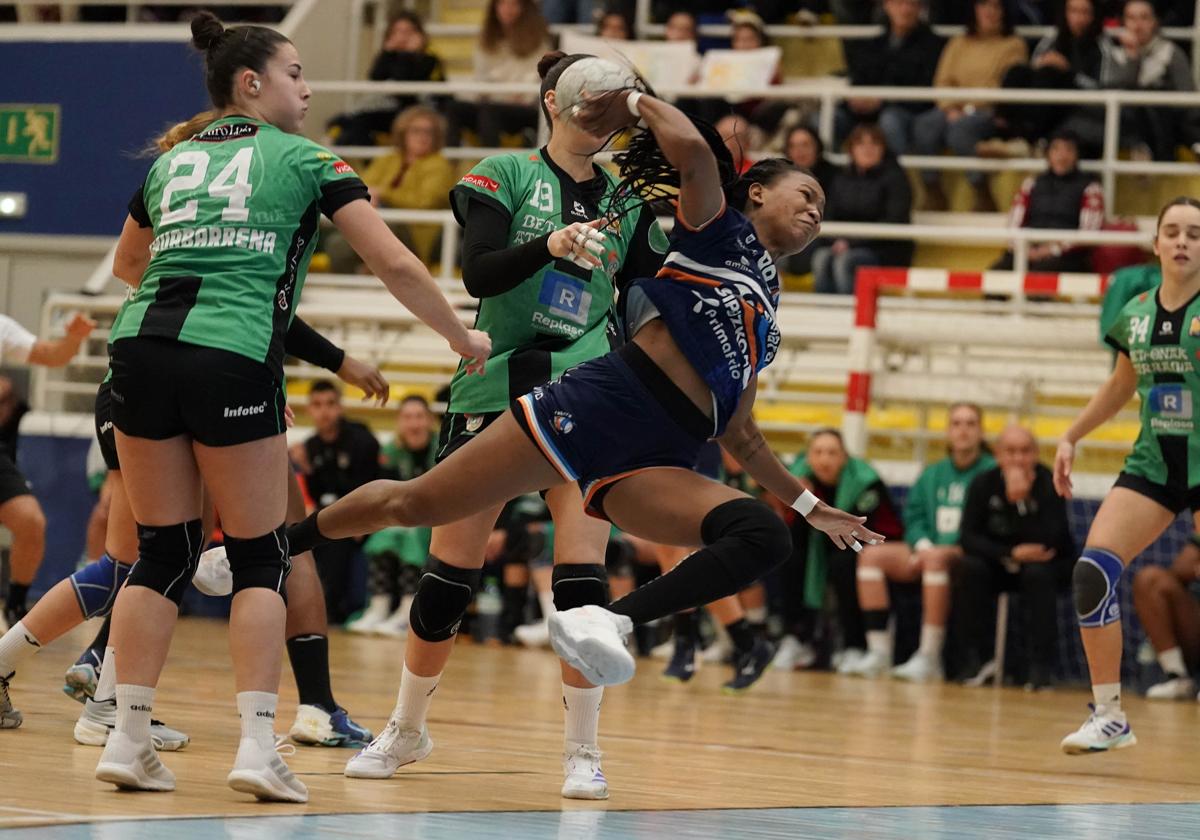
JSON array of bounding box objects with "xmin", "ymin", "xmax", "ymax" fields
[{"xmin": 149, "ymin": 226, "xmax": 278, "ymax": 256}]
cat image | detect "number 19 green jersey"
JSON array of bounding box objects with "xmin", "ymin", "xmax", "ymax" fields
[
  {"xmin": 1105, "ymin": 285, "xmax": 1200, "ymax": 486},
  {"xmin": 112, "ymin": 117, "xmax": 367, "ymax": 377}
]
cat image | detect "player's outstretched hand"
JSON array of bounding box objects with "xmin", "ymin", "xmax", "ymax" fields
[
  {"xmin": 1053, "ymin": 439, "xmax": 1074, "ymax": 498},
  {"xmin": 453, "ymin": 329, "xmax": 491, "ymax": 376},
  {"xmin": 806, "ymin": 503, "xmax": 885, "ymax": 553},
  {"xmin": 66, "ymin": 313, "xmax": 97, "ymax": 339},
  {"xmin": 338, "ymin": 354, "xmax": 390, "ymax": 406}
]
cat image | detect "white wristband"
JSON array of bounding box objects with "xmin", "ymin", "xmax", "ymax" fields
[
  {"xmin": 791, "ymin": 489, "xmax": 819, "ymax": 517},
  {"xmin": 626, "ymin": 91, "xmax": 643, "ymax": 118}
]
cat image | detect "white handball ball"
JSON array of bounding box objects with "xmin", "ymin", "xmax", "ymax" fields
[{"xmin": 555, "ymin": 57, "xmax": 638, "ymax": 113}]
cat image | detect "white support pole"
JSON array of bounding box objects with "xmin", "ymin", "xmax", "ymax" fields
[
  {"xmin": 818, "ymin": 89, "xmax": 835, "ymax": 148},
  {"xmin": 1101, "ymin": 95, "xmax": 1119, "ymax": 212}
]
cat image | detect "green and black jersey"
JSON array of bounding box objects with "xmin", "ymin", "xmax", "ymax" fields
[
  {"xmin": 1105, "ymin": 285, "xmax": 1200, "ymax": 486},
  {"xmin": 113, "ymin": 116, "xmax": 368, "ymax": 377},
  {"xmin": 448, "ymin": 148, "xmax": 668, "ymax": 413}
]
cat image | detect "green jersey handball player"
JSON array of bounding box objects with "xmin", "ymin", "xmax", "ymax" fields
[{"xmin": 95, "ymin": 11, "xmax": 488, "ymax": 803}]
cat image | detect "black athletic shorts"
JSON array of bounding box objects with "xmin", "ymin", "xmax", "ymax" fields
[
  {"xmin": 0, "ymin": 453, "xmax": 32, "ymax": 505},
  {"xmin": 109, "ymin": 336, "xmax": 286, "ymax": 447},
  {"xmin": 435, "ymin": 410, "xmax": 502, "ymax": 463},
  {"xmin": 94, "ymin": 380, "xmax": 119, "ymax": 471},
  {"xmin": 1114, "ymin": 471, "xmax": 1200, "ymax": 515}
]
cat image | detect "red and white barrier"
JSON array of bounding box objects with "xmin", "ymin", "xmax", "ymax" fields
[{"xmin": 841, "ymin": 268, "xmax": 1110, "ymax": 455}]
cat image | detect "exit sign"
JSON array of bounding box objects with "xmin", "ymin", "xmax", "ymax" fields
[{"xmin": 0, "ymin": 104, "xmax": 60, "ymax": 164}]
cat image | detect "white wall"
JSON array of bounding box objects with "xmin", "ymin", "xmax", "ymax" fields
[{"xmin": 0, "ymin": 234, "xmax": 114, "ymax": 332}]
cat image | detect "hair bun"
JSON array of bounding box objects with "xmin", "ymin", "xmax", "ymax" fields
[
  {"xmin": 191, "ymin": 11, "xmax": 226, "ymax": 51},
  {"xmin": 537, "ymin": 50, "xmax": 567, "ymax": 81}
]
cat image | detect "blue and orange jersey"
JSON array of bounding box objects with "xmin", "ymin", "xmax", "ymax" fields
[{"xmin": 626, "ymin": 202, "xmax": 781, "ymax": 435}]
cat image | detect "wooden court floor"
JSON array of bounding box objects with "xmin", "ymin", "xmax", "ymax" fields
[{"xmin": 2, "ymin": 618, "xmax": 1199, "ymax": 831}]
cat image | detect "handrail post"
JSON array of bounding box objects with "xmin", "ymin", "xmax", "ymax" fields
[{"xmin": 1101, "ymin": 94, "xmax": 1119, "ymax": 212}]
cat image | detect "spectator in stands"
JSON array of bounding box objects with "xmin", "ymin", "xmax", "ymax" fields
[
  {"xmin": 956, "ymin": 424, "xmax": 1074, "ymax": 689},
  {"xmin": 836, "ymin": 0, "xmax": 945, "ymax": 155},
  {"xmin": 687, "ymin": 10, "xmax": 785, "ymax": 133},
  {"xmin": 542, "ymin": 0, "xmax": 595, "ymax": 24},
  {"xmin": 986, "ymin": 0, "xmax": 1104, "ymax": 157},
  {"xmin": 662, "ymin": 9, "xmax": 697, "ymax": 42},
  {"xmin": 782, "ymin": 126, "xmax": 835, "ymax": 278},
  {"xmin": 849, "ymin": 403, "xmax": 995, "ymax": 682},
  {"xmin": 810, "ymin": 124, "xmax": 913, "ymax": 295},
  {"xmin": 786, "ymin": 430, "xmax": 904, "ymax": 673},
  {"xmin": 323, "ymin": 106, "xmax": 457, "ymax": 272},
  {"xmin": 1093, "ymin": 0, "xmax": 1197, "ymax": 162},
  {"xmin": 989, "ymin": 129, "xmax": 1105, "ymax": 273},
  {"xmin": 1132, "ymin": 536, "xmax": 1200, "ymax": 700},
  {"xmin": 596, "ymin": 6, "xmax": 633, "ymax": 39},
  {"xmin": 325, "ymin": 11, "xmax": 446, "ymax": 147},
  {"xmin": 293, "ymin": 381, "xmax": 381, "ymax": 624},
  {"xmin": 912, "ymin": 0, "xmax": 1028, "ymax": 212},
  {"xmin": 447, "ymin": 0, "xmax": 551, "ymax": 148}
]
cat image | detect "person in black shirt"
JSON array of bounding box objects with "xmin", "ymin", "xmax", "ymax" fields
[
  {"xmin": 956, "ymin": 424, "xmax": 1075, "ymax": 689},
  {"xmin": 835, "ymin": 0, "xmax": 945, "ymax": 155},
  {"xmin": 294, "ymin": 380, "xmax": 381, "ymax": 623}
]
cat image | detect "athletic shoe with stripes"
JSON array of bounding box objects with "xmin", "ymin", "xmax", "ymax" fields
[
  {"xmin": 343, "ymin": 719, "xmax": 432, "ymax": 779},
  {"xmin": 73, "ymin": 696, "xmax": 190, "ymax": 751},
  {"xmin": 548, "ymin": 606, "xmax": 635, "ymax": 686},
  {"xmin": 62, "ymin": 648, "xmax": 102, "ymax": 704},
  {"xmin": 662, "ymin": 639, "xmax": 697, "ymax": 683},
  {"xmin": 0, "ymin": 672, "xmax": 21, "ymax": 729},
  {"xmin": 722, "ymin": 638, "xmax": 776, "ymax": 694},
  {"xmin": 95, "ymin": 730, "xmax": 176, "ymax": 791},
  {"xmin": 561, "ymin": 743, "xmax": 608, "ymax": 800},
  {"xmin": 227, "ymin": 737, "xmax": 308, "ymax": 802},
  {"xmin": 289, "ymin": 703, "xmax": 372, "ymax": 748},
  {"xmin": 1060, "ymin": 704, "xmax": 1137, "ymax": 754}
]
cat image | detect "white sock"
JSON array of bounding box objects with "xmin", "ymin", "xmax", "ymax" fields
[
  {"xmin": 394, "ymin": 663, "xmax": 439, "ymax": 730},
  {"xmin": 917, "ymin": 624, "xmax": 946, "ymax": 659},
  {"xmin": 745, "ymin": 606, "xmax": 767, "ymax": 625},
  {"xmin": 236, "ymin": 690, "xmax": 278, "ymax": 749},
  {"xmin": 367, "ymin": 593, "xmax": 390, "ymax": 614},
  {"xmin": 396, "ymin": 592, "xmax": 415, "ymax": 620},
  {"xmin": 115, "ymin": 684, "xmax": 155, "ymax": 742},
  {"xmin": 865, "ymin": 630, "xmax": 890, "ymax": 657},
  {"xmin": 94, "ymin": 646, "xmax": 117, "ymax": 703},
  {"xmin": 1158, "ymin": 647, "xmax": 1188, "ymax": 678},
  {"xmin": 1093, "ymin": 682, "xmax": 1121, "ymax": 713},
  {"xmin": 537, "ymin": 590, "xmax": 556, "ymax": 622},
  {"xmin": 562, "ymin": 683, "xmax": 603, "ymax": 748},
  {"xmin": 0, "ymin": 621, "xmax": 41, "ymax": 677}
]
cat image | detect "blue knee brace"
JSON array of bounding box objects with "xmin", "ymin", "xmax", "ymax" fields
[
  {"xmin": 70, "ymin": 553, "xmax": 132, "ymax": 619},
  {"xmin": 1073, "ymin": 547, "xmax": 1124, "ymax": 628}
]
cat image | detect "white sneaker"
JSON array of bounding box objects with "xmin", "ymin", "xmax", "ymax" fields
[
  {"xmin": 1146, "ymin": 675, "xmax": 1196, "ymax": 700},
  {"xmin": 839, "ymin": 648, "xmax": 888, "ymax": 678},
  {"xmin": 95, "ymin": 730, "xmax": 176, "ymax": 791},
  {"xmin": 74, "ymin": 697, "xmax": 189, "ymax": 750},
  {"xmin": 561, "ymin": 743, "xmax": 608, "ymax": 800},
  {"xmin": 548, "ymin": 606, "xmax": 635, "ymax": 686},
  {"xmin": 700, "ymin": 635, "xmax": 734, "ymax": 664},
  {"xmin": 193, "ymin": 546, "xmax": 233, "ymax": 597},
  {"xmin": 373, "ymin": 604, "xmax": 411, "ymax": 638},
  {"xmin": 834, "ymin": 648, "xmax": 867, "ymax": 674},
  {"xmin": 514, "ymin": 620, "xmax": 551, "ymax": 648},
  {"xmin": 891, "ymin": 653, "xmax": 943, "ymax": 683},
  {"xmin": 227, "ymin": 737, "xmax": 308, "ymax": 802},
  {"xmin": 1060, "ymin": 704, "xmax": 1137, "ymax": 754},
  {"xmin": 345, "ymin": 595, "xmax": 392, "ymax": 635},
  {"xmin": 344, "ymin": 719, "xmax": 432, "ymax": 779},
  {"xmin": 771, "ymin": 635, "xmax": 816, "ymax": 671}
]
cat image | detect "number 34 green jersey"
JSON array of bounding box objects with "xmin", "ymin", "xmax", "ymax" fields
[
  {"xmin": 112, "ymin": 117, "xmax": 367, "ymax": 376},
  {"xmin": 1105, "ymin": 286, "xmax": 1200, "ymax": 486}
]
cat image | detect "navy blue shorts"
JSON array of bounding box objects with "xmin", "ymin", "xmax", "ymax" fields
[{"xmin": 511, "ymin": 342, "xmax": 714, "ymax": 520}]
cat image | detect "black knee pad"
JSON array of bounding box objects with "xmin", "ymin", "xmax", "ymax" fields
[
  {"xmin": 128, "ymin": 519, "xmax": 205, "ymax": 606},
  {"xmin": 226, "ymin": 524, "xmax": 291, "ymax": 602},
  {"xmin": 552, "ymin": 563, "xmax": 609, "ymax": 611},
  {"xmin": 700, "ymin": 498, "xmax": 792, "ymax": 588},
  {"xmin": 409, "ymin": 555, "xmax": 482, "ymax": 642}
]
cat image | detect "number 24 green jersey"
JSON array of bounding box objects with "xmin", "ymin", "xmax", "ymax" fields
[{"xmin": 112, "ymin": 117, "xmax": 367, "ymax": 377}]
